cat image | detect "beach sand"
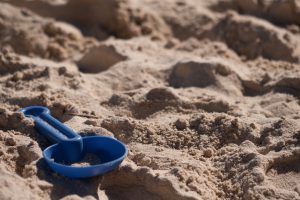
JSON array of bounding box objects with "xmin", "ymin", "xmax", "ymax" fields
[{"xmin": 0, "ymin": 0, "xmax": 300, "ymax": 199}]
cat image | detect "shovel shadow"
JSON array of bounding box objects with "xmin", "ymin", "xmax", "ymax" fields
[{"xmin": 36, "ymin": 159, "xmax": 103, "ymax": 200}]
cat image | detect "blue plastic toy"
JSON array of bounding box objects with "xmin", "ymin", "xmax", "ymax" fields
[{"xmin": 19, "ymin": 106, "xmax": 127, "ymax": 178}]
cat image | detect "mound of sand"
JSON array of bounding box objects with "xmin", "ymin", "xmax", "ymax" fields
[{"xmin": 1, "ymin": 0, "xmax": 300, "ymax": 199}]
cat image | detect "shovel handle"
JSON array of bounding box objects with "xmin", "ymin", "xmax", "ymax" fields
[
  {"xmin": 19, "ymin": 106, "xmax": 84, "ymax": 163},
  {"xmin": 19, "ymin": 106, "xmax": 81, "ymax": 143}
]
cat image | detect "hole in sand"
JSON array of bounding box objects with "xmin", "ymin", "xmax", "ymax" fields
[
  {"xmin": 267, "ymin": 157, "xmax": 300, "ymax": 190},
  {"xmin": 76, "ymin": 45, "xmax": 127, "ymax": 73},
  {"xmin": 168, "ymin": 61, "xmax": 217, "ymax": 88}
]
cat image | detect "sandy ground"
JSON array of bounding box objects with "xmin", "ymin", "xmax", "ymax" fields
[{"xmin": 1, "ymin": 0, "xmax": 300, "ymax": 199}]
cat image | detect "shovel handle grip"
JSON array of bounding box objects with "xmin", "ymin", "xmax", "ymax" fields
[
  {"xmin": 19, "ymin": 106, "xmax": 83, "ymax": 163},
  {"xmin": 19, "ymin": 106, "xmax": 80, "ymax": 143}
]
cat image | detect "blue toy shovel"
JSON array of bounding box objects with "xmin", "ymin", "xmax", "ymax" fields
[{"xmin": 19, "ymin": 106, "xmax": 127, "ymax": 178}]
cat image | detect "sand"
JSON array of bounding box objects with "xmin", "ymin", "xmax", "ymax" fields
[
  {"xmin": 0, "ymin": 0, "xmax": 300, "ymax": 199},
  {"xmin": 70, "ymin": 153, "xmax": 102, "ymax": 167}
]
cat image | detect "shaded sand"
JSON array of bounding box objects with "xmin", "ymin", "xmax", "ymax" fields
[
  {"xmin": 70, "ymin": 153, "xmax": 102, "ymax": 167},
  {"xmin": 1, "ymin": 0, "xmax": 300, "ymax": 199}
]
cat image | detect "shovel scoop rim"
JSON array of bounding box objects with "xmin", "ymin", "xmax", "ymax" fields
[{"xmin": 43, "ymin": 135, "xmax": 127, "ymax": 178}]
